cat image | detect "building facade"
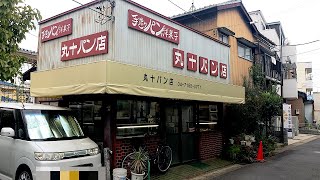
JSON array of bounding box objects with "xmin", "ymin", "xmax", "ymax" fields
[
  {"xmin": 30, "ymin": 0, "xmax": 245, "ymax": 173},
  {"xmin": 297, "ymin": 62, "xmax": 313, "ymax": 98},
  {"xmin": 172, "ymin": 0, "xmax": 282, "ymax": 90}
]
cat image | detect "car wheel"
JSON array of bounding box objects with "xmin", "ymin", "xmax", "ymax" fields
[{"xmin": 17, "ymin": 169, "xmax": 32, "ymax": 180}]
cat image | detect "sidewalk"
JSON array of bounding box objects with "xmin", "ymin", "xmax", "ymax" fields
[
  {"xmin": 152, "ymin": 133, "xmax": 318, "ymax": 180},
  {"xmin": 150, "ymin": 159, "xmax": 233, "ymax": 180},
  {"xmin": 288, "ymin": 133, "xmax": 317, "ymax": 145}
]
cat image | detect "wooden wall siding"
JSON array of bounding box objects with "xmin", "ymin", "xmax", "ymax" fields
[
  {"xmin": 229, "ymin": 37, "xmax": 252, "ymax": 86},
  {"xmin": 181, "ymin": 16, "xmax": 218, "ymax": 38},
  {"xmin": 217, "ymin": 8, "xmax": 254, "ymax": 86},
  {"xmin": 174, "ymin": 8, "xmax": 254, "ymax": 86},
  {"xmin": 217, "ymin": 8, "xmax": 255, "ymax": 42}
]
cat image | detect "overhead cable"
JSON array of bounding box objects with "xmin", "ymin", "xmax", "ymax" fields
[
  {"xmin": 282, "ymin": 47, "xmax": 320, "ymax": 57},
  {"xmin": 167, "ymin": 0, "xmax": 205, "ymax": 23}
]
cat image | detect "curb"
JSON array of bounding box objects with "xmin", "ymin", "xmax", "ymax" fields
[
  {"xmin": 189, "ymin": 135, "xmax": 319, "ymax": 180},
  {"xmin": 274, "ymin": 135, "xmax": 319, "ymax": 155},
  {"xmin": 189, "ymin": 164, "xmax": 245, "ymax": 180}
]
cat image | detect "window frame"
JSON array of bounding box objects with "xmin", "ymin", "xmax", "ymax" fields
[
  {"xmin": 198, "ymin": 104, "xmax": 219, "ymax": 132},
  {"xmin": 238, "ymin": 43, "xmax": 253, "ymax": 61},
  {"xmin": 115, "ymin": 99, "xmax": 160, "ymax": 138},
  {"xmin": 0, "ymin": 108, "xmax": 17, "ymax": 138},
  {"xmin": 218, "ymin": 32, "xmax": 229, "ymax": 44},
  {"xmin": 305, "ymin": 68, "xmax": 312, "ymax": 80}
]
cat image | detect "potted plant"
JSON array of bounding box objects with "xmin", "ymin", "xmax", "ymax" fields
[{"xmin": 131, "ymin": 147, "xmax": 149, "ymax": 180}]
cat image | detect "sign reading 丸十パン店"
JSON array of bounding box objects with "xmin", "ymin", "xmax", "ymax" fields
[
  {"xmin": 41, "ymin": 18, "xmax": 73, "ymax": 42},
  {"xmin": 173, "ymin": 48, "xmax": 228, "ymax": 79},
  {"xmin": 128, "ymin": 9, "xmax": 180, "ymax": 44},
  {"xmin": 61, "ymin": 31, "xmax": 108, "ymax": 61}
]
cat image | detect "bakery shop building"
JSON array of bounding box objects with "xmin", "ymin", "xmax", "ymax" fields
[{"xmin": 31, "ymin": 0, "xmax": 245, "ymax": 169}]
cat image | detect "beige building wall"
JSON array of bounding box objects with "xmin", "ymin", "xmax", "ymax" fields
[
  {"xmin": 297, "ymin": 62, "xmax": 312, "ymax": 93},
  {"xmin": 314, "ymin": 92, "xmax": 320, "ymax": 122}
]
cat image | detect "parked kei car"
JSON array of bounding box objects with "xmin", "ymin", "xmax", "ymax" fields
[{"xmin": 0, "ymin": 103, "xmax": 101, "ymax": 180}]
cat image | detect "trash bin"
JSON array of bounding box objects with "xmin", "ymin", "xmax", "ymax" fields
[{"xmin": 113, "ymin": 168, "xmax": 127, "ymax": 180}]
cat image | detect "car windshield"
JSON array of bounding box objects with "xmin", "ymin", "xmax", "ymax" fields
[{"xmin": 23, "ymin": 110, "xmax": 85, "ymax": 141}]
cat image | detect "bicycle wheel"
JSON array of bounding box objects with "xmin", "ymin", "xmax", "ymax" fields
[
  {"xmin": 157, "ymin": 146, "xmax": 172, "ymax": 172},
  {"xmin": 121, "ymin": 152, "xmax": 149, "ymax": 179}
]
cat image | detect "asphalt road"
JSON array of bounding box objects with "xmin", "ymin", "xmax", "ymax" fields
[{"xmin": 217, "ymin": 138, "xmax": 320, "ymax": 180}]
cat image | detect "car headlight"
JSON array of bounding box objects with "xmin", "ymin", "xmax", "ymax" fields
[
  {"xmin": 35, "ymin": 152, "xmax": 65, "ymax": 161},
  {"xmin": 86, "ymin": 147, "xmax": 100, "ymax": 156}
]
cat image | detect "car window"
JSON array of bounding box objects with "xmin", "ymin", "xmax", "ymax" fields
[{"xmin": 0, "ymin": 109, "xmax": 15, "ymax": 130}]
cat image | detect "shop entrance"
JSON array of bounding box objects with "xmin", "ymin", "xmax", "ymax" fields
[{"xmin": 164, "ymin": 102, "xmax": 197, "ymax": 164}]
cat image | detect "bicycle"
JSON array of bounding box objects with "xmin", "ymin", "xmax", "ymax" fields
[{"xmin": 121, "ymin": 144, "xmax": 172, "ymax": 179}]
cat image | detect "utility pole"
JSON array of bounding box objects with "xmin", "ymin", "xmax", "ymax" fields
[{"xmin": 280, "ymin": 28, "xmax": 287, "ymax": 145}]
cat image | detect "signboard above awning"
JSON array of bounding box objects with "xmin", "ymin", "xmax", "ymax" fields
[{"xmin": 31, "ymin": 60, "xmax": 245, "ymax": 104}]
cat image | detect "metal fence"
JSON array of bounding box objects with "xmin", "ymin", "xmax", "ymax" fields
[{"xmin": 299, "ymin": 123, "xmax": 320, "ymax": 135}]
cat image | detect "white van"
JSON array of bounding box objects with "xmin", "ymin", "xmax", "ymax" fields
[{"xmin": 0, "ymin": 103, "xmax": 101, "ymax": 180}]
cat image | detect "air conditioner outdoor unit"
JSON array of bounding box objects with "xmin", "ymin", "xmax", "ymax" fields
[{"xmin": 295, "ymin": 109, "xmax": 300, "ymax": 115}]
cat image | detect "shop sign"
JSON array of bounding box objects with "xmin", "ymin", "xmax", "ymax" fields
[
  {"xmin": 283, "ymin": 104, "xmax": 292, "ymax": 129},
  {"xmin": 128, "ymin": 9, "xmax": 180, "ymax": 44},
  {"xmin": 142, "ymin": 73, "xmax": 202, "ymax": 90},
  {"xmin": 173, "ymin": 48, "xmax": 228, "ymax": 79},
  {"xmin": 41, "ymin": 18, "xmax": 73, "ymax": 42},
  {"xmin": 61, "ymin": 31, "xmax": 108, "ymax": 61}
]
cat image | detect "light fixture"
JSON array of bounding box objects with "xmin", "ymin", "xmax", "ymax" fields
[
  {"xmin": 199, "ymin": 122, "xmax": 217, "ymax": 125},
  {"xmin": 117, "ymin": 124, "xmax": 159, "ymax": 129}
]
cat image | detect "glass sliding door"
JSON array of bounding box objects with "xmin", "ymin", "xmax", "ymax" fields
[
  {"xmin": 181, "ymin": 105, "xmax": 197, "ymax": 162},
  {"xmin": 165, "ymin": 104, "xmax": 180, "ymax": 165},
  {"xmin": 164, "ymin": 102, "xmax": 197, "ymax": 164}
]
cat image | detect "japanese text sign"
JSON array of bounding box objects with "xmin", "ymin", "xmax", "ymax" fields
[
  {"xmin": 61, "ymin": 31, "xmax": 108, "ymax": 61},
  {"xmin": 128, "ymin": 9, "xmax": 180, "ymax": 44},
  {"xmin": 210, "ymin": 60, "xmax": 219, "ymax": 77},
  {"xmin": 220, "ymin": 63, "xmax": 228, "ymax": 79},
  {"xmin": 199, "ymin": 57, "xmax": 208, "ymax": 74},
  {"xmin": 172, "ymin": 48, "xmax": 228, "ymax": 79},
  {"xmin": 41, "ymin": 18, "xmax": 73, "ymax": 42},
  {"xmin": 187, "ymin": 53, "xmax": 197, "ymax": 72},
  {"xmin": 173, "ymin": 48, "xmax": 184, "ymax": 69}
]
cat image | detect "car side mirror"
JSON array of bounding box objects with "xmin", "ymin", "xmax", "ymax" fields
[{"xmin": 1, "ymin": 127, "xmax": 15, "ymax": 137}]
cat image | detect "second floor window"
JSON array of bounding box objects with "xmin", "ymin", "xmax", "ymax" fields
[
  {"xmin": 306, "ymin": 88, "xmax": 313, "ymax": 96},
  {"xmin": 219, "ymin": 32, "xmax": 229, "ymax": 44},
  {"xmin": 238, "ymin": 43, "xmax": 253, "ymax": 61},
  {"xmin": 305, "ymin": 68, "xmax": 312, "ymax": 80}
]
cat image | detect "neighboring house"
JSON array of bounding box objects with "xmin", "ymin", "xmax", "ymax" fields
[
  {"xmin": 172, "ymin": 0, "xmax": 282, "ymax": 88},
  {"xmin": 296, "ymin": 62, "xmax": 314, "ymax": 123},
  {"xmin": 0, "ymin": 81, "xmax": 17, "ymax": 102},
  {"xmin": 0, "ymin": 48, "xmax": 37, "ymax": 103},
  {"xmin": 286, "ymin": 91, "xmax": 308, "ymax": 126},
  {"xmin": 249, "ymin": 11, "xmax": 297, "ymax": 98},
  {"xmin": 297, "ymin": 62, "xmax": 313, "ymax": 98},
  {"xmin": 17, "ymin": 48, "xmax": 37, "ymax": 85},
  {"xmin": 314, "ymin": 92, "xmax": 320, "ymax": 122}
]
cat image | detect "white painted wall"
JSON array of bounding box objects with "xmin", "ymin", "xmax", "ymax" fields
[
  {"xmin": 283, "ymin": 79, "xmax": 298, "ymax": 99},
  {"xmin": 38, "ymin": 0, "xmax": 231, "ymax": 85},
  {"xmin": 297, "ymin": 62, "xmax": 313, "ymax": 92},
  {"xmin": 314, "ymin": 92, "xmax": 320, "ymax": 122}
]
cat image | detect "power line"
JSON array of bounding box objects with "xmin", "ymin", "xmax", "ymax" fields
[
  {"xmin": 27, "ymin": 32, "xmax": 37, "ymax": 38},
  {"xmin": 277, "ymin": 40, "xmax": 320, "ymax": 47},
  {"xmin": 282, "ymin": 47, "xmax": 320, "ymax": 58},
  {"xmin": 167, "ymin": 0, "xmax": 205, "ymax": 23},
  {"xmin": 71, "ymin": 0, "xmax": 104, "ymax": 15}
]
